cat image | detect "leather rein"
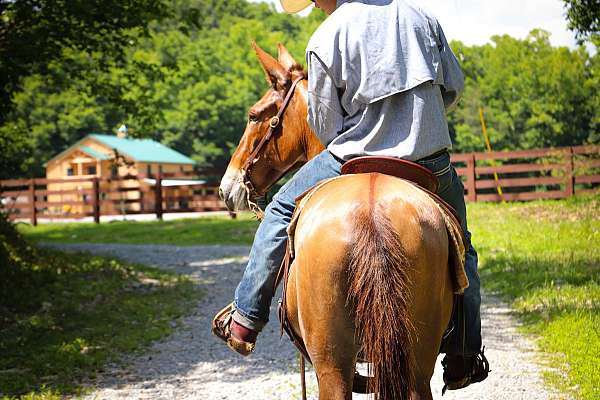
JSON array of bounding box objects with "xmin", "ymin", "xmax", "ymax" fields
[{"xmin": 240, "ymin": 76, "xmax": 306, "ymax": 219}]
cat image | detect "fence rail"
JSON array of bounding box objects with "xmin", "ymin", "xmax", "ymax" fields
[
  {"xmin": 450, "ymin": 144, "xmax": 599, "ymax": 203},
  {"xmin": 1, "ymin": 145, "xmax": 599, "ymax": 225},
  {"xmin": 0, "ymin": 174, "xmax": 229, "ymax": 225}
]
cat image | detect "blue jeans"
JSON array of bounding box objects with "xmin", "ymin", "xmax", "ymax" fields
[{"xmin": 233, "ymin": 150, "xmax": 482, "ymax": 355}]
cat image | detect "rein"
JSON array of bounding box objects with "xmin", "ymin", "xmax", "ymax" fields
[{"xmin": 240, "ymin": 75, "xmax": 305, "ymax": 219}]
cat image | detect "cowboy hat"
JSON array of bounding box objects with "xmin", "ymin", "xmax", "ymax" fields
[{"xmin": 280, "ymin": 0, "xmax": 313, "ymax": 14}]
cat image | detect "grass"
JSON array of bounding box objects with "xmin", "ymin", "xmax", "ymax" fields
[
  {"xmin": 18, "ymin": 213, "xmax": 260, "ymax": 246},
  {"xmin": 468, "ymin": 194, "xmax": 599, "ymax": 399},
  {"xmin": 0, "ymin": 216, "xmax": 203, "ymax": 399},
  {"xmin": 15, "ymin": 195, "xmax": 600, "ymax": 399}
]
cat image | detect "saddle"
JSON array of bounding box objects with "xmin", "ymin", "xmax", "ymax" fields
[
  {"xmin": 276, "ymin": 156, "xmax": 469, "ymax": 397},
  {"xmin": 341, "ymin": 156, "xmax": 440, "ymax": 193}
]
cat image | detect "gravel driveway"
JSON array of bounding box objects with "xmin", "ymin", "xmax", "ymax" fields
[{"xmin": 50, "ymin": 243, "xmax": 556, "ymax": 400}]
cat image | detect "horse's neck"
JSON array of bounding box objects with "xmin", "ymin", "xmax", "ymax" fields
[
  {"xmin": 303, "ymin": 129, "xmax": 326, "ymax": 161},
  {"xmin": 296, "ymin": 82, "xmax": 326, "ymax": 162}
]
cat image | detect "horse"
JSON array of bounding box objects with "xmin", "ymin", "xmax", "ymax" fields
[{"xmin": 219, "ymin": 42, "xmax": 456, "ymax": 400}]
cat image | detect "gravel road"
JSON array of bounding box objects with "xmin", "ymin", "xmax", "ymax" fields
[{"xmin": 50, "ymin": 243, "xmax": 557, "ymax": 400}]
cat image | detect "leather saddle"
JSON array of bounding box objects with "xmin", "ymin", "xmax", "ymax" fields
[{"xmin": 341, "ymin": 156, "xmax": 439, "ymax": 193}]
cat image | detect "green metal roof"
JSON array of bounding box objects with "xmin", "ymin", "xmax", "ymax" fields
[
  {"xmin": 78, "ymin": 145, "xmax": 111, "ymax": 160},
  {"xmin": 89, "ymin": 134, "xmax": 196, "ymax": 165}
]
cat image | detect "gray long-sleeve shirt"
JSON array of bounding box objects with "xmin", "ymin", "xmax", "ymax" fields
[{"xmin": 306, "ymin": 0, "xmax": 464, "ymax": 161}]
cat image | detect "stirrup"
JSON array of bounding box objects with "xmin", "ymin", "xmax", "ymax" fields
[
  {"xmin": 442, "ymin": 347, "xmax": 490, "ymax": 395},
  {"xmin": 211, "ymin": 302, "xmax": 256, "ymax": 356}
]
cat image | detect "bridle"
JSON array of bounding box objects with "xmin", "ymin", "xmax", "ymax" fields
[{"xmin": 239, "ymin": 75, "xmax": 306, "ymax": 219}]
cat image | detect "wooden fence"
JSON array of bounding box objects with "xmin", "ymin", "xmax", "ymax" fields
[
  {"xmin": 1, "ymin": 145, "xmax": 598, "ymax": 225},
  {"xmin": 0, "ymin": 172, "xmax": 227, "ymax": 226},
  {"xmin": 450, "ymin": 145, "xmax": 600, "ymax": 202}
]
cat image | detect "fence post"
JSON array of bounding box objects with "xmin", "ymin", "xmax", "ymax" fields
[
  {"xmin": 155, "ymin": 173, "xmax": 163, "ymax": 220},
  {"xmin": 92, "ymin": 177, "xmax": 101, "ymax": 224},
  {"xmin": 565, "ymin": 147, "xmax": 575, "ymax": 197},
  {"xmin": 466, "ymin": 154, "xmax": 477, "ymax": 202},
  {"xmin": 29, "ymin": 178, "xmax": 37, "ymax": 226}
]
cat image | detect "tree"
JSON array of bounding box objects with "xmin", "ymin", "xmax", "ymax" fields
[
  {"xmin": 562, "ymin": 0, "xmax": 600, "ymax": 43},
  {"xmin": 0, "ymin": 0, "xmax": 171, "ymax": 179},
  {"xmin": 0, "ymin": 0, "xmax": 169, "ymax": 123},
  {"xmin": 449, "ymin": 30, "xmax": 597, "ymax": 152}
]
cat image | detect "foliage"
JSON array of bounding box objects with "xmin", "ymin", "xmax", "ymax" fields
[
  {"xmin": 449, "ymin": 30, "xmax": 598, "ymax": 152},
  {"xmin": 19, "ymin": 213, "xmax": 260, "ymax": 246},
  {"xmin": 0, "ymin": 214, "xmax": 202, "ymax": 397},
  {"xmin": 470, "ymin": 194, "xmax": 600, "ymax": 400},
  {"xmin": 0, "ymin": 0, "xmax": 169, "ymax": 123},
  {"xmin": 0, "ymin": 0, "xmax": 171, "ymax": 179},
  {"xmin": 0, "ymin": 122, "xmax": 34, "ymax": 179},
  {"xmin": 0, "ymin": 213, "xmax": 44, "ymax": 315},
  {"xmin": 0, "ymin": 0, "xmax": 597, "ymax": 179},
  {"xmin": 562, "ymin": 0, "xmax": 600, "ymax": 43}
]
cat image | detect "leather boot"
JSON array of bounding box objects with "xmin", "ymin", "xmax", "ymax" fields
[{"xmin": 212, "ymin": 302, "xmax": 257, "ymax": 356}]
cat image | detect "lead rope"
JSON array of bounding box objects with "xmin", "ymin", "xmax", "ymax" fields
[
  {"xmin": 276, "ymin": 240, "xmax": 308, "ymax": 400},
  {"xmin": 442, "ymin": 294, "xmax": 466, "ymax": 395},
  {"xmin": 300, "ymin": 354, "xmax": 307, "ymax": 400},
  {"xmin": 239, "ymin": 171, "xmax": 265, "ymax": 220}
]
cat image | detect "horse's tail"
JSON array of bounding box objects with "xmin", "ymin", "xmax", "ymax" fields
[{"xmin": 347, "ymin": 203, "xmax": 416, "ymax": 399}]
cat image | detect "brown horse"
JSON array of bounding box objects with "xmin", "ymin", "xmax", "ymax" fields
[{"xmin": 219, "ymin": 43, "xmax": 455, "ymax": 400}]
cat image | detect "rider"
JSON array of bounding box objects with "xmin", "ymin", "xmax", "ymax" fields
[{"xmin": 214, "ymin": 0, "xmax": 489, "ymax": 391}]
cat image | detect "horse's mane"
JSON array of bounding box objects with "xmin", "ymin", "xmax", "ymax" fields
[{"xmin": 289, "ymin": 63, "xmax": 307, "ymax": 80}]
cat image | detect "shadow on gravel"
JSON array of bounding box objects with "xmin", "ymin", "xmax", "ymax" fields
[{"xmin": 48, "ymin": 244, "xmax": 305, "ymax": 396}]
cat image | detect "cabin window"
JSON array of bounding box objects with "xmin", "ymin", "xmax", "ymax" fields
[
  {"xmin": 111, "ymin": 164, "xmax": 118, "ymax": 177},
  {"xmin": 67, "ymin": 167, "xmax": 74, "ymax": 176},
  {"xmin": 159, "ymin": 165, "xmax": 163, "ymax": 175},
  {"xmin": 87, "ymin": 166, "xmax": 97, "ymax": 175},
  {"xmin": 147, "ymin": 164, "xmax": 152, "ymax": 176}
]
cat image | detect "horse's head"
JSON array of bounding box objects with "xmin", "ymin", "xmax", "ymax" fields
[{"xmin": 219, "ymin": 43, "xmax": 324, "ymax": 214}]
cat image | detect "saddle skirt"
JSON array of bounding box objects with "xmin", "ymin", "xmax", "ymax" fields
[{"xmin": 285, "ymin": 171, "xmax": 468, "ymax": 294}]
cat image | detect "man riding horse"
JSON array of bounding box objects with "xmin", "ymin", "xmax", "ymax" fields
[{"xmin": 213, "ymin": 0, "xmax": 489, "ymax": 393}]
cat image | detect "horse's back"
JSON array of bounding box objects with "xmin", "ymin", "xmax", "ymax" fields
[{"xmin": 294, "ymin": 173, "xmax": 449, "ymax": 265}]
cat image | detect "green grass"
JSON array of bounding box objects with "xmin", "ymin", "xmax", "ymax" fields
[
  {"xmin": 469, "ymin": 194, "xmax": 599, "ymax": 400},
  {"xmin": 18, "ymin": 213, "xmax": 260, "ymax": 246},
  {"xmin": 0, "ymin": 244, "xmax": 202, "ymax": 398}
]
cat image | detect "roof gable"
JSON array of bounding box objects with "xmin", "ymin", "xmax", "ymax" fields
[
  {"xmin": 45, "ymin": 138, "xmax": 110, "ymax": 166},
  {"xmin": 78, "ymin": 145, "xmax": 111, "ymax": 160},
  {"xmin": 45, "ymin": 133, "xmax": 197, "ymax": 166}
]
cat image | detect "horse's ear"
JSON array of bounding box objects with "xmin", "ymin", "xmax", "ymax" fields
[
  {"xmin": 252, "ymin": 41, "xmax": 289, "ymax": 89},
  {"xmin": 277, "ymin": 43, "xmax": 300, "ymax": 72}
]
